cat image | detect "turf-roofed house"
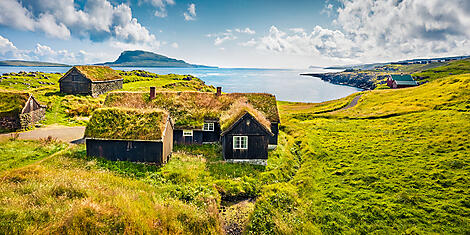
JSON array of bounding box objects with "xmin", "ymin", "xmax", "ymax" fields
[
  {"xmin": 59, "ymin": 65, "xmax": 123, "ymax": 97},
  {"xmin": 84, "ymin": 108, "xmax": 174, "ymax": 165},
  {"xmin": 104, "ymin": 87, "xmax": 280, "ymax": 162},
  {"xmin": 386, "ymin": 74, "xmax": 419, "ymax": 88},
  {"xmin": 0, "ymin": 91, "xmax": 46, "ymax": 131}
]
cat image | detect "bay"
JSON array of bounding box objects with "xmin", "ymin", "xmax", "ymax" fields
[{"xmin": 0, "ymin": 66, "xmax": 360, "ymax": 103}]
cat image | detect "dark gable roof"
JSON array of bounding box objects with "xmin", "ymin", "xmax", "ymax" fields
[
  {"xmin": 85, "ymin": 107, "xmax": 170, "ymax": 141},
  {"xmin": 0, "ymin": 91, "xmax": 38, "ymax": 117},
  {"xmin": 104, "ymin": 91, "xmax": 280, "ymax": 129},
  {"xmin": 60, "ymin": 65, "xmax": 122, "ymax": 82}
]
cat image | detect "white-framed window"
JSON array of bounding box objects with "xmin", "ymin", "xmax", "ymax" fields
[
  {"xmin": 183, "ymin": 130, "xmax": 193, "ymax": 137},
  {"xmin": 203, "ymin": 122, "xmax": 215, "ymax": 131},
  {"xmin": 233, "ymin": 136, "xmax": 248, "ymax": 150}
]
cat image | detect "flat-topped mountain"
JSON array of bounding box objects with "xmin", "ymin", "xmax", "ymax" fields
[{"xmin": 98, "ymin": 50, "xmax": 215, "ymax": 68}]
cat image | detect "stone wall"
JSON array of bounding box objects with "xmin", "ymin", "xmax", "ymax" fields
[
  {"xmin": 0, "ymin": 116, "xmax": 20, "ymax": 131},
  {"xmin": 91, "ymin": 79, "xmax": 123, "ymax": 97},
  {"xmin": 19, "ymin": 108, "xmax": 45, "ymax": 129},
  {"xmin": 225, "ymin": 159, "xmax": 267, "ymax": 166}
]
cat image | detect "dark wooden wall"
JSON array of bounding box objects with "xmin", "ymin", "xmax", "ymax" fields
[
  {"xmin": 86, "ymin": 139, "xmax": 164, "ymax": 164},
  {"xmin": 60, "ymin": 68, "xmax": 91, "ymax": 95},
  {"xmin": 269, "ymin": 122, "xmax": 279, "ymax": 145},
  {"xmin": 221, "ymin": 113, "xmax": 270, "ymax": 160},
  {"xmin": 202, "ymin": 122, "xmax": 221, "ymax": 143},
  {"xmin": 173, "ymin": 130, "xmax": 203, "ymax": 144}
]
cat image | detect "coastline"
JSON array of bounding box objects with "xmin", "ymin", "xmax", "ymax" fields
[{"xmin": 300, "ymin": 72, "xmax": 375, "ymax": 90}]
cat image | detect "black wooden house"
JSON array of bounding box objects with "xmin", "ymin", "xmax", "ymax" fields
[
  {"xmin": 85, "ymin": 108, "xmax": 173, "ymax": 165},
  {"xmin": 59, "ymin": 65, "xmax": 123, "ymax": 97},
  {"xmin": 221, "ymin": 112, "xmax": 273, "ymax": 161}
]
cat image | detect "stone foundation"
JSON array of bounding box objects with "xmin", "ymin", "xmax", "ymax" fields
[
  {"xmin": 19, "ymin": 108, "xmax": 45, "ymax": 129},
  {"xmin": 225, "ymin": 159, "xmax": 267, "ymax": 166},
  {"xmin": 91, "ymin": 79, "xmax": 123, "ymax": 97},
  {"xmin": 0, "ymin": 116, "xmax": 20, "ymax": 131}
]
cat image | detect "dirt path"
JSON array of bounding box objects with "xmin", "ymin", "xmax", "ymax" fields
[
  {"xmin": 0, "ymin": 125, "xmax": 85, "ymax": 143},
  {"xmin": 338, "ymin": 94, "xmax": 362, "ymax": 111}
]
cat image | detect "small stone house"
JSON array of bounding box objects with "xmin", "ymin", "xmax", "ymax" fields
[
  {"xmin": 59, "ymin": 65, "xmax": 123, "ymax": 97},
  {"xmin": 85, "ymin": 108, "xmax": 173, "ymax": 165},
  {"xmin": 386, "ymin": 74, "xmax": 418, "ymax": 88},
  {"xmin": 103, "ymin": 87, "xmax": 280, "ymax": 163},
  {"xmin": 0, "ymin": 92, "xmax": 46, "ymax": 131}
]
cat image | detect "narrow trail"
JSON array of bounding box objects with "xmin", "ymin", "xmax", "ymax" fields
[
  {"xmin": 339, "ymin": 94, "xmax": 362, "ymax": 111},
  {"xmin": 0, "ymin": 125, "xmax": 85, "ymax": 143}
]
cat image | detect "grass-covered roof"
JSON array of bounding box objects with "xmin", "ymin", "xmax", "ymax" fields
[
  {"xmin": 104, "ymin": 91, "xmax": 279, "ymax": 129},
  {"xmin": 85, "ymin": 107, "xmax": 169, "ymax": 141},
  {"xmin": 73, "ymin": 65, "xmax": 122, "ymax": 81},
  {"xmin": 0, "ymin": 91, "xmax": 30, "ymax": 117},
  {"xmin": 220, "ymin": 100, "xmax": 272, "ymax": 132}
]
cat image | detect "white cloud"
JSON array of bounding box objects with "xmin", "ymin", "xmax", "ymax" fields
[
  {"xmin": 0, "ymin": 35, "xmax": 112, "ymax": 64},
  {"xmin": 0, "ymin": 35, "xmax": 18, "ymax": 53},
  {"xmin": 141, "ymin": 0, "xmax": 175, "ymax": 18},
  {"xmin": 239, "ymin": 38, "xmax": 257, "ymax": 47},
  {"xmin": 171, "ymin": 42, "xmax": 179, "ymax": 48},
  {"xmin": 0, "ymin": 0, "xmax": 160, "ymax": 50},
  {"xmin": 214, "ymin": 35, "xmax": 237, "ymax": 46},
  {"xmin": 242, "ymin": 0, "xmax": 470, "ymax": 63},
  {"xmin": 207, "ymin": 27, "xmax": 257, "ymax": 46},
  {"xmin": 235, "ymin": 27, "xmax": 256, "ymax": 35},
  {"xmin": 184, "ymin": 3, "xmax": 197, "ymax": 21}
]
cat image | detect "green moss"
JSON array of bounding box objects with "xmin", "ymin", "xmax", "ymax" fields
[
  {"xmin": 85, "ymin": 108, "xmax": 169, "ymax": 140},
  {"xmin": 0, "ymin": 91, "xmax": 29, "ymax": 117},
  {"xmin": 220, "ymin": 101, "xmax": 271, "ymax": 132},
  {"xmin": 104, "ymin": 91, "xmax": 279, "ymax": 129},
  {"xmin": 73, "ymin": 66, "xmax": 121, "ymax": 81}
]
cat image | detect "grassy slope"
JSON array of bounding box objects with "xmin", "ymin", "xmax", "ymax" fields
[
  {"xmin": 0, "ymin": 139, "xmax": 66, "ymax": 171},
  {"xmin": 413, "ymin": 58, "xmax": 470, "ymax": 82},
  {"xmin": 246, "ymin": 74, "xmax": 470, "ymax": 233},
  {"xmin": 0, "ymin": 142, "xmax": 264, "ymax": 233},
  {"xmin": 0, "ymin": 67, "xmax": 468, "ymax": 233}
]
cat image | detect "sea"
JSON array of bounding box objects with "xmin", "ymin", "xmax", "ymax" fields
[{"xmin": 0, "ymin": 66, "xmax": 361, "ymax": 103}]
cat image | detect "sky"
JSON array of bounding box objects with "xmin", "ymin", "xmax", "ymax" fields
[{"xmin": 0, "ymin": 0, "xmax": 469, "ymax": 68}]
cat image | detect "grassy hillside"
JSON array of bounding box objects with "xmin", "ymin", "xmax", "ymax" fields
[
  {"xmin": 0, "ymin": 66, "xmax": 468, "ymax": 233},
  {"xmin": 413, "ymin": 58, "xmax": 470, "ymax": 82},
  {"xmin": 247, "ymin": 74, "xmax": 469, "ymax": 233},
  {"xmin": 0, "ymin": 142, "xmax": 265, "ymax": 233}
]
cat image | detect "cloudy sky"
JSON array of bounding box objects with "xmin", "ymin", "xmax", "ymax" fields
[{"xmin": 0, "ymin": 0, "xmax": 469, "ymax": 68}]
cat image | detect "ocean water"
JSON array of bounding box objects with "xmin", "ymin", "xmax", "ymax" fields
[{"xmin": 0, "ymin": 66, "xmax": 361, "ymax": 103}]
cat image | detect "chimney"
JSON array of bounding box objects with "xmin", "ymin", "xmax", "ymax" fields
[
  {"xmin": 150, "ymin": 87, "xmax": 156, "ymax": 100},
  {"xmin": 216, "ymin": 87, "xmax": 222, "ymax": 96}
]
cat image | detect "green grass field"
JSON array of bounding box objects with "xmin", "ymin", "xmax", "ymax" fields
[{"xmin": 0, "ymin": 64, "xmax": 469, "ymax": 233}]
